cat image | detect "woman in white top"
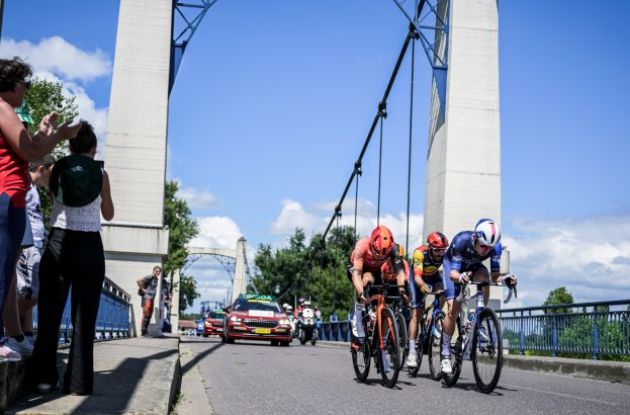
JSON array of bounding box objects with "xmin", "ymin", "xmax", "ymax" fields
[{"xmin": 31, "ymin": 121, "xmax": 114, "ymax": 395}]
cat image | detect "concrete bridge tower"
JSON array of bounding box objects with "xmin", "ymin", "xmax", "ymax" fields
[
  {"xmin": 102, "ymin": 0, "xmax": 172, "ymax": 335},
  {"xmin": 422, "ymin": 0, "xmax": 503, "ymax": 306}
]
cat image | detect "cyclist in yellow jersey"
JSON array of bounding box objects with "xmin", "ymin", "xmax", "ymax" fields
[{"xmin": 405, "ymin": 231, "xmax": 448, "ymax": 368}]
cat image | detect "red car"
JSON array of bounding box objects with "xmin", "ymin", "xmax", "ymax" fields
[
  {"xmin": 203, "ymin": 310, "xmax": 225, "ymax": 337},
  {"xmin": 222, "ymin": 294, "xmax": 292, "ymax": 346}
]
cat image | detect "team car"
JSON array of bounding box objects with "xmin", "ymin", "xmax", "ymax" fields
[
  {"xmin": 222, "ymin": 294, "xmax": 292, "ymax": 346},
  {"xmin": 203, "ymin": 310, "xmax": 225, "ymax": 337}
]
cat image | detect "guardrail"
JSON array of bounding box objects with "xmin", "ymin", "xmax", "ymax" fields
[
  {"xmin": 497, "ymin": 299, "xmax": 630, "ymax": 359},
  {"xmin": 320, "ymin": 321, "xmax": 352, "ymax": 342},
  {"xmin": 34, "ymin": 276, "xmax": 132, "ymax": 343},
  {"xmin": 321, "ymin": 300, "xmax": 630, "ymax": 360}
]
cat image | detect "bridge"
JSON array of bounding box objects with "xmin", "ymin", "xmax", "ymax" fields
[{"xmin": 1, "ymin": 0, "xmax": 629, "ymax": 414}]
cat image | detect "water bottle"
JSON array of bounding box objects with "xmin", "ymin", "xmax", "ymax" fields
[{"xmin": 369, "ymin": 309, "xmax": 377, "ymax": 328}]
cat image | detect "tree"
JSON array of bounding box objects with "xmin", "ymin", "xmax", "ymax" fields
[
  {"xmin": 163, "ymin": 180, "xmax": 199, "ymax": 312},
  {"xmin": 543, "ymin": 287, "xmax": 574, "ymax": 314},
  {"xmin": 24, "ymin": 78, "xmax": 79, "ymax": 223},
  {"xmin": 179, "ymin": 274, "xmax": 201, "ymax": 313},
  {"xmin": 253, "ymin": 226, "xmax": 356, "ymax": 320}
]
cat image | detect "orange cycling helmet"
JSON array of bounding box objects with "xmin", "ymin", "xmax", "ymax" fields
[
  {"xmin": 426, "ymin": 231, "xmax": 449, "ymax": 250},
  {"xmin": 370, "ymin": 225, "xmax": 394, "ymax": 260}
]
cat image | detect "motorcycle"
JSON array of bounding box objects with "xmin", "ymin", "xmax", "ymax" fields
[
  {"xmin": 297, "ymin": 307, "xmax": 319, "ymax": 346},
  {"xmin": 287, "ymin": 314, "xmax": 297, "ymax": 338}
]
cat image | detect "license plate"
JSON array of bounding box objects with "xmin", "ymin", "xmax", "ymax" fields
[{"xmin": 254, "ymin": 328, "xmax": 271, "ymax": 334}]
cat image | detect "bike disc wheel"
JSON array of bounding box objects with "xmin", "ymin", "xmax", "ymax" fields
[
  {"xmin": 472, "ymin": 308, "xmax": 503, "ymax": 393},
  {"xmin": 428, "ymin": 312, "xmax": 444, "ymax": 381},
  {"xmin": 396, "ymin": 311, "xmax": 408, "ymax": 371},
  {"xmin": 440, "ymin": 318, "xmax": 462, "ymax": 387},
  {"xmin": 379, "ymin": 307, "xmax": 400, "ymax": 388}
]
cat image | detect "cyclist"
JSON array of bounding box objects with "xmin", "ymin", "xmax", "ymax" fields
[
  {"xmin": 348, "ymin": 225, "xmax": 406, "ymax": 350},
  {"xmin": 294, "ymin": 297, "xmax": 306, "ymax": 319},
  {"xmin": 440, "ymin": 218, "xmax": 518, "ymax": 374},
  {"xmin": 405, "ymin": 231, "xmax": 448, "ymax": 368}
]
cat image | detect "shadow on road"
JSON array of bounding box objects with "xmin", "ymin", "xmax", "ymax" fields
[{"xmin": 181, "ymin": 342, "xmax": 224, "ymax": 375}]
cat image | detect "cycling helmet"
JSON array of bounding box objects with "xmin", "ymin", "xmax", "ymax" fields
[
  {"xmin": 298, "ymin": 297, "xmax": 305, "ymax": 305},
  {"xmin": 474, "ymin": 218, "xmax": 501, "ymax": 247},
  {"xmin": 426, "ymin": 231, "xmax": 448, "ymax": 250},
  {"xmin": 370, "ymin": 225, "xmax": 394, "ymax": 260}
]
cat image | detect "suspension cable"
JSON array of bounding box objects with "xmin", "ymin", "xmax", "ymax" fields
[
  {"xmin": 377, "ymin": 116, "xmax": 384, "ymax": 226},
  {"xmin": 354, "ymin": 162, "xmax": 361, "ymax": 239},
  {"xmin": 322, "ymin": 17, "xmax": 422, "ymax": 241},
  {"xmin": 405, "ymin": 29, "xmax": 418, "ymax": 255}
]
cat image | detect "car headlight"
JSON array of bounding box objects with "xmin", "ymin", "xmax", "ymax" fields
[
  {"xmin": 279, "ymin": 319, "xmax": 290, "ymax": 326},
  {"xmin": 229, "ymin": 316, "xmax": 242, "ymax": 323}
]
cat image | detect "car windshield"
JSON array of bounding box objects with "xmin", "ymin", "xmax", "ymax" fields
[
  {"xmin": 207, "ymin": 312, "xmax": 223, "ymax": 319},
  {"xmin": 233, "ymin": 299, "xmax": 281, "ymax": 313}
]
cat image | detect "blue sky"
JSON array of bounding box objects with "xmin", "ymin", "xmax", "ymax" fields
[{"xmin": 2, "ymin": 0, "xmax": 629, "ymax": 309}]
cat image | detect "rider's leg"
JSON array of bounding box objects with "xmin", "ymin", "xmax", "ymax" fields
[
  {"xmin": 472, "ymin": 266, "xmax": 490, "ymax": 306},
  {"xmin": 351, "ymin": 272, "xmax": 374, "ymax": 339}
]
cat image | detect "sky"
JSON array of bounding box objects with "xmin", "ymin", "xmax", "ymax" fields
[{"xmin": 1, "ymin": 0, "xmax": 629, "ymax": 310}]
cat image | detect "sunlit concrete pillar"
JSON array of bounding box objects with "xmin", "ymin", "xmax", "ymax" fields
[
  {"xmin": 102, "ymin": 0, "xmax": 172, "ymax": 334},
  {"xmin": 422, "ymin": 0, "xmax": 502, "ymax": 306}
]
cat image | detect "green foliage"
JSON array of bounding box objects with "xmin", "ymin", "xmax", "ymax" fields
[
  {"xmin": 24, "ymin": 78, "xmax": 79, "ymax": 223},
  {"xmin": 164, "ymin": 180, "xmax": 199, "ymax": 277},
  {"xmin": 253, "ymin": 226, "xmax": 356, "ymax": 320},
  {"xmin": 179, "ymin": 274, "xmax": 201, "ymax": 313},
  {"xmin": 162, "ymin": 180, "xmax": 199, "ymax": 313},
  {"xmin": 543, "ymin": 287, "xmax": 574, "ymax": 314}
]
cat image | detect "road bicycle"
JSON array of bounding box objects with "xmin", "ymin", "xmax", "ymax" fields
[
  {"xmin": 407, "ymin": 289, "xmax": 445, "ymax": 380},
  {"xmin": 440, "ymin": 277, "xmax": 517, "ymax": 393},
  {"xmin": 351, "ymin": 283, "xmax": 401, "ymax": 388}
]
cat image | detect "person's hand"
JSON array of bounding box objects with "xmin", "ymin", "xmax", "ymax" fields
[
  {"xmin": 57, "ymin": 119, "xmax": 83, "ymax": 141},
  {"xmin": 458, "ymin": 271, "xmax": 471, "ymax": 284},
  {"xmin": 420, "ymin": 284, "xmax": 431, "ymax": 295},
  {"xmin": 505, "ymin": 274, "xmax": 518, "ymax": 287},
  {"xmin": 38, "ymin": 112, "xmax": 58, "ymax": 137},
  {"xmin": 357, "ymin": 291, "xmax": 367, "ymax": 304}
]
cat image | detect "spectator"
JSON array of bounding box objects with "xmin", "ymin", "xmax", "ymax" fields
[
  {"xmin": 137, "ymin": 266, "xmax": 161, "ymax": 336},
  {"xmin": 0, "ymin": 57, "xmax": 80, "ymax": 362},
  {"xmin": 31, "ymin": 121, "xmax": 114, "ymax": 395},
  {"xmin": 158, "ymin": 279, "xmax": 172, "ymax": 335}
]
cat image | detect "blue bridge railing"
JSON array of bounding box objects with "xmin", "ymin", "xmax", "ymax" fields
[
  {"xmin": 34, "ymin": 276, "xmax": 132, "ymax": 343},
  {"xmin": 320, "ymin": 299, "xmax": 630, "ymax": 360},
  {"xmin": 497, "ymin": 299, "xmax": 630, "ymax": 359}
]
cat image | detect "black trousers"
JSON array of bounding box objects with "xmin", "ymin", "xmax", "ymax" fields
[{"xmin": 32, "ymin": 227, "xmax": 104, "ymax": 394}]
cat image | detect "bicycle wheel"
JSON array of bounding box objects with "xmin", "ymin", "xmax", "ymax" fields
[
  {"xmin": 407, "ymin": 318, "xmax": 423, "ymax": 377},
  {"xmin": 472, "ymin": 308, "xmax": 503, "ymax": 393},
  {"xmin": 378, "ymin": 307, "xmax": 400, "ymax": 388},
  {"xmin": 441, "ymin": 318, "xmax": 463, "ymax": 387},
  {"xmin": 427, "ymin": 311, "xmax": 444, "ymax": 381},
  {"xmin": 396, "ymin": 311, "xmax": 408, "ymax": 371},
  {"xmin": 352, "ymin": 316, "xmax": 372, "ymax": 382}
]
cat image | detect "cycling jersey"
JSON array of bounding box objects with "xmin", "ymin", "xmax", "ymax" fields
[
  {"xmin": 442, "ymin": 231, "xmax": 502, "ymax": 300},
  {"xmin": 444, "ymin": 231, "xmax": 501, "ymax": 273},
  {"xmin": 412, "ymin": 245, "xmax": 443, "ymax": 279},
  {"xmin": 381, "ymin": 257, "xmax": 409, "ymax": 283},
  {"xmin": 350, "ymin": 237, "xmax": 402, "ymax": 273}
]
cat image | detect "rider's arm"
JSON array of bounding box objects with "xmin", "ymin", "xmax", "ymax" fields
[
  {"xmin": 489, "ymin": 243, "xmax": 503, "ymax": 283},
  {"xmin": 351, "ymin": 250, "xmax": 366, "ymax": 299},
  {"xmin": 412, "ymin": 250, "xmax": 429, "ymax": 289}
]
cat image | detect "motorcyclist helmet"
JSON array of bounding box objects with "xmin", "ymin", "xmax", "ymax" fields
[
  {"xmin": 298, "ymin": 297, "xmax": 305, "ymax": 305},
  {"xmin": 303, "ymin": 300, "xmax": 311, "ymax": 307}
]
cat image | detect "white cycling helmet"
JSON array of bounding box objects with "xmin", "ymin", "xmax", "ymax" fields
[{"xmin": 474, "ymin": 218, "xmax": 501, "ymax": 247}]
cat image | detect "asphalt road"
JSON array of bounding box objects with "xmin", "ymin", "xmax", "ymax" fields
[{"xmin": 181, "ymin": 336, "xmax": 630, "ymax": 415}]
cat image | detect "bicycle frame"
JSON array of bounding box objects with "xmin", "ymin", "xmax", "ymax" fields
[{"xmin": 366, "ymin": 286, "xmax": 396, "ymax": 352}]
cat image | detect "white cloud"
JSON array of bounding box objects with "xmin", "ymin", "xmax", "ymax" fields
[
  {"xmin": 504, "ymin": 214, "xmax": 630, "ymax": 306},
  {"xmin": 189, "ymin": 216, "xmax": 243, "ymax": 249},
  {"xmin": 271, "ymin": 197, "xmax": 424, "ymax": 249},
  {"xmin": 270, "ymin": 199, "xmax": 320, "ymax": 235},
  {"xmin": 177, "ymin": 186, "xmax": 221, "ymax": 210},
  {"xmin": 0, "ymin": 36, "xmax": 111, "ymax": 82},
  {"xmin": 0, "ymin": 37, "xmax": 111, "ymax": 153}
]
